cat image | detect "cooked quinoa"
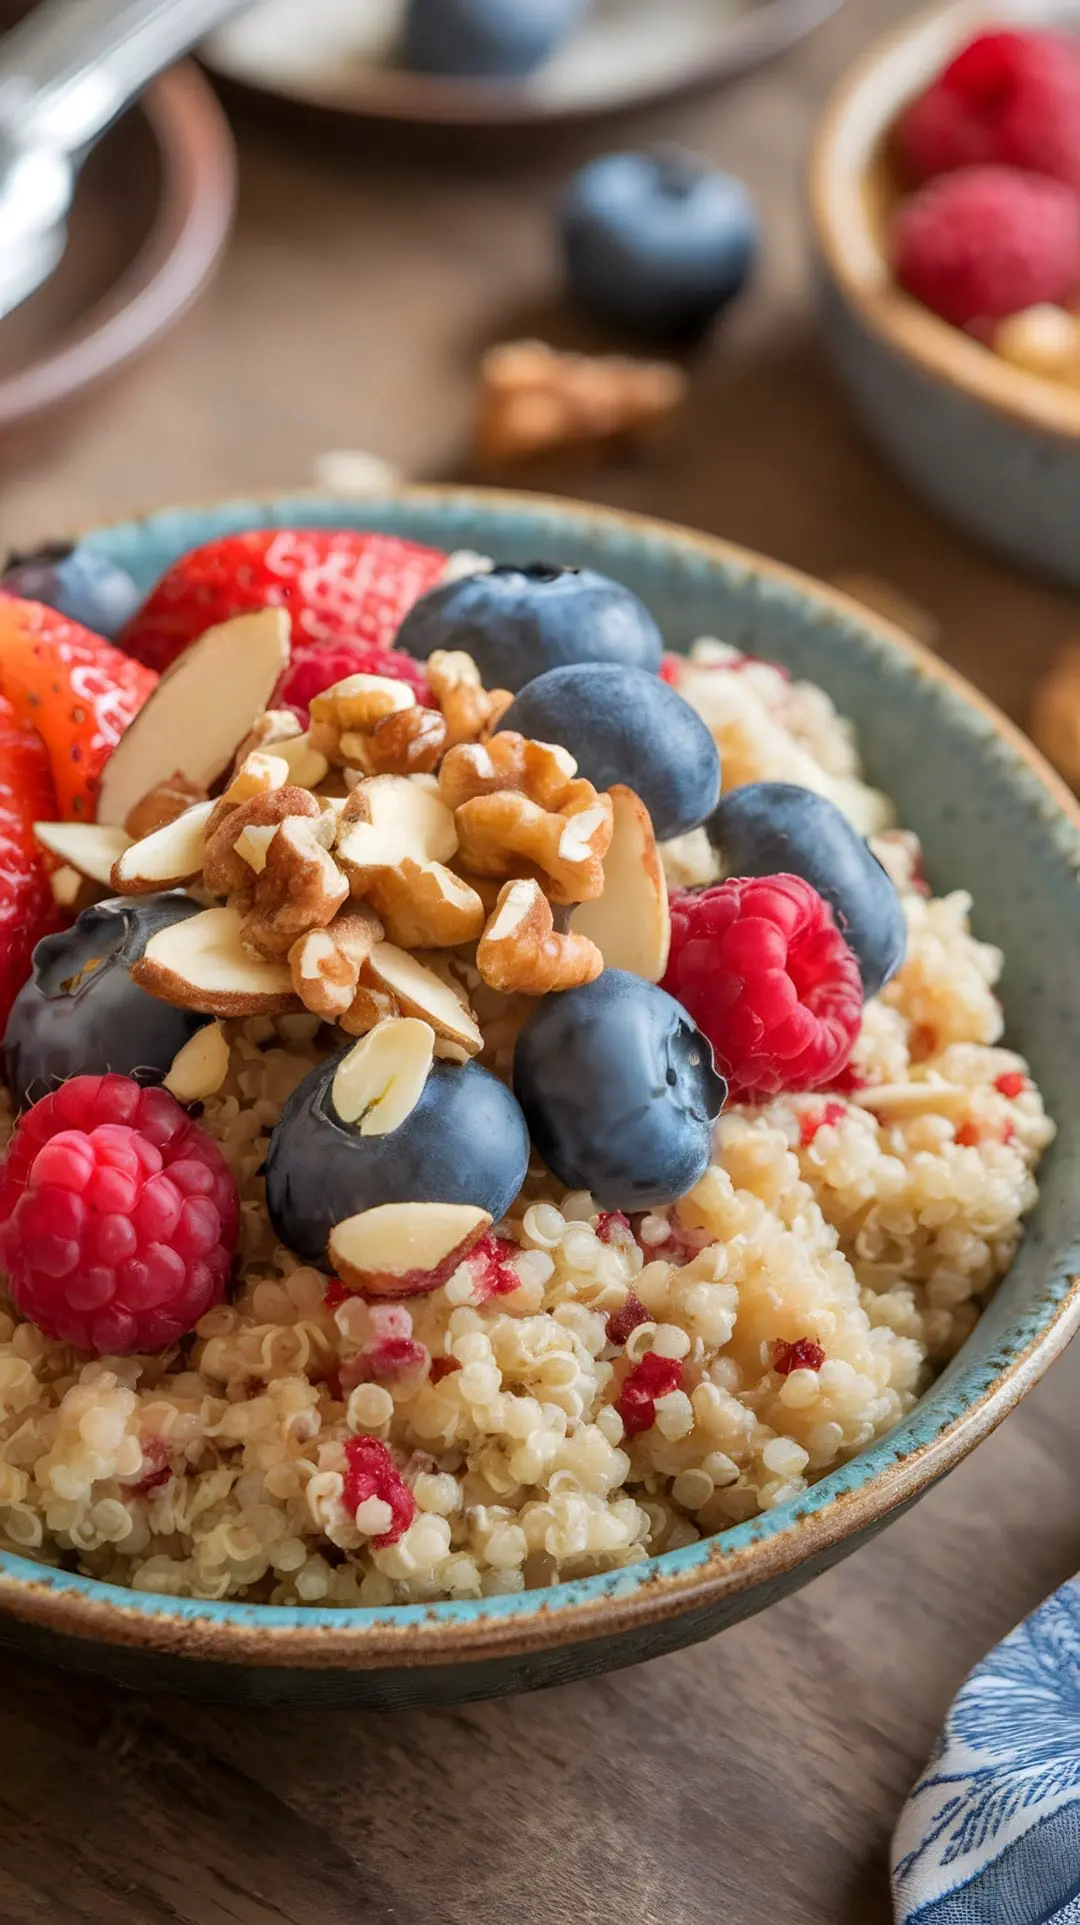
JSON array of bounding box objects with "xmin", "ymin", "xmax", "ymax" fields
[{"xmin": 0, "ymin": 641, "xmax": 1054, "ymax": 1605}]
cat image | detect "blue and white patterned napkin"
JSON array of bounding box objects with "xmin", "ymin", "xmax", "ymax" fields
[{"xmin": 893, "ymin": 1576, "xmax": 1080, "ymax": 1924}]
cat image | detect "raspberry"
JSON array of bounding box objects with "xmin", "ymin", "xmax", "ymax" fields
[
  {"xmin": 276, "ymin": 638, "xmax": 432, "ymax": 722},
  {"xmin": 605, "ymin": 1293, "xmax": 649, "ymax": 1347},
  {"xmin": 616, "ymin": 1351, "xmax": 682, "ymax": 1439},
  {"xmin": 469, "ymin": 1232, "xmax": 521, "ymax": 1303},
  {"xmin": 897, "ymin": 31, "xmax": 1080, "ymax": 191},
  {"xmin": 772, "ymin": 1338, "xmax": 825, "ymax": 1376},
  {"xmin": 662, "ymin": 875, "xmax": 863, "ymax": 1100},
  {"xmin": 343, "ymin": 1435, "xmax": 415, "ymax": 1547},
  {"xmin": 0, "ymin": 1075, "xmax": 239, "ymax": 1354},
  {"xmin": 890, "ymin": 165, "xmax": 1080, "ymax": 330}
]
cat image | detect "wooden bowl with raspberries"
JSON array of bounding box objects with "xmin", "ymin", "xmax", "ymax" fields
[{"xmin": 809, "ymin": 0, "xmax": 1080, "ymax": 587}]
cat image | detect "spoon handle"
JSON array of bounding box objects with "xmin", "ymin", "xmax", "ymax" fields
[{"xmin": 0, "ymin": 0, "xmax": 252, "ymax": 151}]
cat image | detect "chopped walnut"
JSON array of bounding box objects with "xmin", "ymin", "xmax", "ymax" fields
[
  {"xmin": 475, "ymin": 339, "xmax": 686, "ymax": 465},
  {"xmin": 477, "ymin": 878, "xmax": 603, "ymax": 993},
  {"xmin": 366, "ymin": 859, "xmax": 486, "ymax": 949},
  {"xmin": 438, "ymin": 732, "xmax": 580, "ymax": 812},
  {"xmin": 455, "ymin": 785, "xmax": 613, "ymax": 904},
  {"xmin": 241, "ymin": 816, "xmax": 348, "ymax": 960},
  {"xmin": 289, "ymin": 906, "xmax": 384, "ymax": 1021},
  {"xmin": 123, "ymin": 771, "xmax": 208, "ymax": 841},
  {"xmin": 231, "ymin": 709, "xmax": 304, "ymax": 770},
  {"xmin": 426, "ymin": 651, "xmax": 513, "ymax": 747},
  {"xmin": 309, "ymin": 675, "xmax": 415, "ymax": 766},
  {"xmin": 358, "ymin": 705, "xmax": 448, "ymax": 776},
  {"xmin": 203, "ymin": 787, "xmax": 327, "ymax": 898},
  {"xmin": 1031, "ymin": 641, "xmax": 1080, "ymax": 789}
]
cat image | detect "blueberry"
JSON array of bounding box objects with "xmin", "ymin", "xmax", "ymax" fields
[
  {"xmin": 706, "ymin": 782, "xmax": 907, "ymax": 998},
  {"xmin": 497, "ymin": 662, "xmax": 720, "ymax": 840},
  {"xmin": 401, "ymin": 0, "xmax": 584, "ymax": 78},
  {"xmin": 1, "ymin": 541, "xmax": 141, "ymax": 640},
  {"xmin": 3, "ymin": 895, "xmax": 210, "ymax": 1110},
  {"xmin": 265, "ymin": 1052, "xmax": 530, "ymax": 1268},
  {"xmin": 561, "ymin": 147, "xmax": 758, "ymax": 339},
  {"xmin": 513, "ymin": 971, "xmax": 726, "ymax": 1211},
  {"xmin": 395, "ymin": 563, "xmax": 662, "ymax": 694}
]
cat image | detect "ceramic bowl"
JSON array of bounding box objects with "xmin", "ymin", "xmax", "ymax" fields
[
  {"xmin": 809, "ymin": 0, "xmax": 1080, "ymax": 588},
  {"xmin": 1, "ymin": 486, "xmax": 1079, "ymax": 1709}
]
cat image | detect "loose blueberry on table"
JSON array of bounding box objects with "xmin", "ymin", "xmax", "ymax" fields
[
  {"xmin": 0, "ymin": 525, "xmax": 1008, "ymax": 1605},
  {"xmin": 560, "ymin": 147, "xmax": 758, "ymax": 339}
]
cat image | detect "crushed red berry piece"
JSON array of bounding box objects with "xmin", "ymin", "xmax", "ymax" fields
[
  {"xmin": 133, "ymin": 1435, "xmax": 173, "ymax": 1494},
  {"xmin": 276, "ymin": 638, "xmax": 432, "ymax": 722},
  {"xmin": 341, "ymin": 1338, "xmax": 429, "ymax": 1394},
  {"xmin": 0, "ymin": 1074, "xmax": 239, "ymax": 1354},
  {"xmin": 897, "ymin": 30, "xmax": 1080, "ymax": 192},
  {"xmin": 659, "ymin": 652, "xmax": 684, "ymax": 685},
  {"xmin": 1002, "ymin": 1120, "xmax": 1017, "ymax": 1145},
  {"xmin": 616, "ymin": 1351, "xmax": 682, "ymax": 1438},
  {"xmin": 605, "ymin": 1293, "xmax": 650, "ymax": 1347},
  {"xmin": 343, "ymin": 1435, "xmax": 415, "ymax": 1547},
  {"xmin": 955, "ymin": 1121, "xmax": 981, "ymax": 1148},
  {"xmin": 119, "ymin": 528, "xmax": 447, "ymax": 674},
  {"xmin": 430, "ymin": 1356, "xmax": 461, "ymax": 1383},
  {"xmin": 596, "ymin": 1210, "xmax": 633, "ymax": 1246},
  {"xmin": 663, "ymin": 875, "xmax": 864, "ymax": 1100},
  {"xmin": 324, "ymin": 1278, "xmax": 349, "ymax": 1309},
  {"xmin": 890, "ymin": 165, "xmax": 1080, "ymax": 331},
  {"xmin": 470, "ymin": 1232, "xmax": 521, "ymax": 1303},
  {"xmin": 995, "ymin": 1071, "xmax": 1029, "ymax": 1099},
  {"xmin": 772, "ymin": 1338, "xmax": 825, "ymax": 1376},
  {"xmin": 798, "ymin": 1101, "xmax": 847, "ymax": 1147}
]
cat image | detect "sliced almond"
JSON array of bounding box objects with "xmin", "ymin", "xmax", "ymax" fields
[
  {"xmin": 274, "ymin": 730, "xmax": 330, "ymax": 791},
  {"xmin": 49, "ymin": 864, "xmax": 88, "ymax": 908},
  {"xmin": 331, "ymin": 1017, "xmax": 435, "ymax": 1134},
  {"xmin": 163, "ymin": 1020, "xmax": 231, "ymax": 1103},
  {"xmin": 97, "ymin": 609, "xmax": 291, "ymax": 827},
  {"xmin": 570, "ymin": 785, "xmax": 670, "ymax": 982},
  {"xmin": 131, "ymin": 903, "xmax": 298, "ymax": 1016},
  {"xmin": 855, "ymin": 1080, "xmax": 969, "ymax": 1119},
  {"xmin": 221, "ymin": 751, "xmax": 291, "ymax": 806},
  {"xmin": 336, "ymin": 775, "xmax": 458, "ymax": 886},
  {"xmin": 328, "ymin": 1201, "xmax": 491, "ymax": 1299},
  {"xmin": 111, "ymin": 799, "xmax": 216, "ymax": 893},
  {"xmin": 34, "ymin": 821, "xmax": 132, "ymax": 885},
  {"xmin": 366, "ymin": 941, "xmax": 482, "ymax": 1060}
]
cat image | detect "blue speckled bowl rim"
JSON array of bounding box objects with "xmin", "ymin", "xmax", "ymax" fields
[
  {"xmin": 2, "ymin": 484, "xmax": 1078, "ymax": 1671},
  {"xmin": 808, "ymin": 0, "xmax": 1080, "ymax": 445}
]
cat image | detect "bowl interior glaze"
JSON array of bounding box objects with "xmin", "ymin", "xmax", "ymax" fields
[{"xmin": 1, "ymin": 487, "xmax": 1079, "ymax": 1689}]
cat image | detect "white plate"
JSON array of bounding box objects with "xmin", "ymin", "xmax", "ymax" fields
[{"xmin": 202, "ymin": 0, "xmax": 840, "ymax": 127}]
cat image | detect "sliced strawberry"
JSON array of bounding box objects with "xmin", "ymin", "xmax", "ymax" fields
[
  {"xmin": 0, "ymin": 693, "xmax": 65, "ymax": 1030},
  {"xmin": 277, "ymin": 638, "xmax": 433, "ymax": 722},
  {"xmin": 119, "ymin": 529, "xmax": 448, "ymax": 674},
  {"xmin": 0, "ymin": 599, "xmax": 157, "ymax": 820}
]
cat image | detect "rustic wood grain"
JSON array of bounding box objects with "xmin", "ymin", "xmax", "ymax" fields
[{"xmin": 3, "ymin": 3, "xmax": 1080, "ymax": 1920}]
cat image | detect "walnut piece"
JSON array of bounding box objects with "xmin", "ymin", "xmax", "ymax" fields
[
  {"xmin": 309, "ymin": 674, "xmax": 415, "ymax": 765},
  {"xmin": 203, "ymin": 786, "xmax": 326, "ymax": 897},
  {"xmin": 426, "ymin": 651, "xmax": 513, "ymax": 748},
  {"xmin": 454, "ymin": 786, "xmax": 613, "ymax": 904},
  {"xmin": 475, "ymin": 339, "xmax": 686, "ymax": 465},
  {"xmin": 366, "ymin": 858, "xmax": 486, "ymax": 949},
  {"xmin": 358, "ymin": 705, "xmax": 448, "ymax": 776},
  {"xmin": 241, "ymin": 816, "xmax": 349, "ymax": 960},
  {"xmin": 124, "ymin": 771, "xmax": 208, "ymax": 841},
  {"xmin": 477, "ymin": 879, "xmax": 603, "ymax": 993},
  {"xmin": 1031, "ymin": 642, "xmax": 1080, "ymax": 789},
  {"xmin": 438, "ymin": 732, "xmax": 579, "ymax": 812},
  {"xmin": 289, "ymin": 906, "xmax": 384, "ymax": 1021}
]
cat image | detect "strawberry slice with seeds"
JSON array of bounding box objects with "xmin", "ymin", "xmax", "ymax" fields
[
  {"xmin": 0, "ymin": 598, "xmax": 157, "ymax": 819},
  {"xmin": 119, "ymin": 528, "xmax": 448, "ymax": 674},
  {"xmin": 0, "ymin": 693, "xmax": 65, "ymax": 1029}
]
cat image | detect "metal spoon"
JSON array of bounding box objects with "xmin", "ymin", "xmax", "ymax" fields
[{"xmin": 0, "ymin": 0, "xmax": 254, "ymax": 320}]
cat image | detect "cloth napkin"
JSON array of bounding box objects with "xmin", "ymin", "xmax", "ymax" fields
[{"xmin": 892, "ymin": 1575, "xmax": 1080, "ymax": 1923}]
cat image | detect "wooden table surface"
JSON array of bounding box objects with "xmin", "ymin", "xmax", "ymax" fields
[{"xmin": 3, "ymin": 4, "xmax": 1080, "ymax": 1921}]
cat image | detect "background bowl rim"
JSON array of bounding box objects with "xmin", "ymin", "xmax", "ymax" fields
[
  {"xmin": 2, "ymin": 481, "xmax": 1079, "ymax": 1672},
  {"xmin": 808, "ymin": 0, "xmax": 1080, "ymax": 444}
]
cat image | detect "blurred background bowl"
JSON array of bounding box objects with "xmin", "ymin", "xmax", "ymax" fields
[
  {"xmin": 809, "ymin": 0, "xmax": 1080, "ymax": 589},
  {"xmin": 0, "ymin": 57, "xmax": 235, "ymax": 465}
]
